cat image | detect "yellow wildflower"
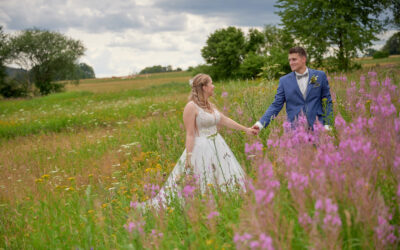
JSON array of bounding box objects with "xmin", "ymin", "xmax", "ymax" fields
[
  {"xmin": 35, "ymin": 178, "xmax": 43, "ymax": 183},
  {"xmin": 41, "ymin": 174, "xmax": 50, "ymax": 179},
  {"xmin": 88, "ymin": 210, "xmax": 95, "ymax": 214}
]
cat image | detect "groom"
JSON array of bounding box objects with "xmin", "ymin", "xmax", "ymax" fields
[{"xmin": 253, "ymin": 47, "xmax": 333, "ymax": 133}]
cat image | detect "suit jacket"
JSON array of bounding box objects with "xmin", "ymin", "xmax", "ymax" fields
[{"xmin": 259, "ymin": 68, "xmax": 333, "ymax": 128}]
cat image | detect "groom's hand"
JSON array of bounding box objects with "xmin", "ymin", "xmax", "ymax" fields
[{"xmin": 251, "ymin": 125, "xmax": 260, "ymax": 135}]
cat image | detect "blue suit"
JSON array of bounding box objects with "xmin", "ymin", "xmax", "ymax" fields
[{"xmin": 259, "ymin": 68, "xmax": 333, "ymax": 128}]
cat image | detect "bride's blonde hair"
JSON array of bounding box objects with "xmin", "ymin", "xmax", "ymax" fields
[{"xmin": 189, "ymin": 73, "xmax": 212, "ymax": 111}]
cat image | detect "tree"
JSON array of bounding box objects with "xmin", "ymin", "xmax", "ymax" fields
[
  {"xmin": 382, "ymin": 32, "xmax": 400, "ymax": 55},
  {"xmin": 245, "ymin": 28, "xmax": 265, "ymax": 54},
  {"xmin": 0, "ymin": 26, "xmax": 9, "ymax": 90},
  {"xmin": 139, "ymin": 65, "xmax": 177, "ymax": 74},
  {"xmin": 76, "ymin": 63, "xmax": 95, "ymax": 79},
  {"xmin": 389, "ymin": 0, "xmax": 400, "ymax": 28},
  {"xmin": 201, "ymin": 27, "xmax": 246, "ymax": 80},
  {"xmin": 10, "ymin": 28, "xmax": 85, "ymax": 95},
  {"xmin": 275, "ymin": 0, "xmax": 390, "ymax": 71},
  {"xmin": 364, "ymin": 48, "xmax": 378, "ymax": 57},
  {"xmin": 0, "ymin": 26, "xmax": 27, "ymax": 97}
]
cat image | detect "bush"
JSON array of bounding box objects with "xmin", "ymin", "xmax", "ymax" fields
[
  {"xmin": 373, "ymin": 51, "xmax": 390, "ymax": 59},
  {"xmin": 238, "ymin": 52, "xmax": 267, "ymax": 79},
  {"xmin": 0, "ymin": 78, "xmax": 28, "ymax": 98}
]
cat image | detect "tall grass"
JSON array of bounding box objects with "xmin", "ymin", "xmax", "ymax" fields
[{"xmin": 0, "ymin": 67, "xmax": 399, "ymax": 249}]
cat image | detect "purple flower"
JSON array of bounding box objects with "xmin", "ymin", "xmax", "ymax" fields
[
  {"xmin": 236, "ymin": 107, "xmax": 243, "ymax": 115},
  {"xmin": 182, "ymin": 184, "xmax": 196, "ymax": 198},
  {"xmin": 221, "ymin": 91, "xmax": 228, "ymax": 97},
  {"xmin": 207, "ymin": 211, "xmax": 220, "ymax": 220}
]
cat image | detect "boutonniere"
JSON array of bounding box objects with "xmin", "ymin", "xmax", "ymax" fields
[{"xmin": 309, "ymin": 75, "xmax": 320, "ymax": 87}]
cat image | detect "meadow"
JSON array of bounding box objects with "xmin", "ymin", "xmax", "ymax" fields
[{"xmin": 0, "ymin": 63, "xmax": 399, "ymax": 249}]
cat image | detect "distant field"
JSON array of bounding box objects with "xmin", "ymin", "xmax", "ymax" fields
[
  {"xmin": 356, "ymin": 54, "xmax": 400, "ymax": 67},
  {"xmin": 66, "ymin": 71, "xmax": 192, "ymax": 93}
]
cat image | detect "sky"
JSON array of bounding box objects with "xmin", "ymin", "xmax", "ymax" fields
[{"xmin": 0, "ymin": 0, "xmax": 395, "ymax": 78}]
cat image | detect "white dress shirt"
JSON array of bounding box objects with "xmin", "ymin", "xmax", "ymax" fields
[{"xmin": 295, "ymin": 67, "xmax": 309, "ymax": 98}]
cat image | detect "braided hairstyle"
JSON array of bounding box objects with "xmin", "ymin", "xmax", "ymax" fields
[{"xmin": 189, "ymin": 73, "xmax": 212, "ymax": 111}]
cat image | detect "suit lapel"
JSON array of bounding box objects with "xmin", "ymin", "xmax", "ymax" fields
[{"xmin": 305, "ymin": 68, "xmax": 313, "ymax": 100}]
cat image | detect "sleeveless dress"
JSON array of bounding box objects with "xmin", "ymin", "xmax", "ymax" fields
[{"xmin": 147, "ymin": 101, "xmax": 246, "ymax": 207}]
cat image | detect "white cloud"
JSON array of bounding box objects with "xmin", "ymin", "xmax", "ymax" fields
[{"xmin": 0, "ymin": 0, "xmax": 395, "ymax": 77}]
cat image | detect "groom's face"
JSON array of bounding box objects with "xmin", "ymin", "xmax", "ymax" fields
[{"xmin": 289, "ymin": 53, "xmax": 306, "ymax": 72}]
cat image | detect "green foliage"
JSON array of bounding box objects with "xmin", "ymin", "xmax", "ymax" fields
[
  {"xmin": 0, "ymin": 26, "xmax": 13, "ymax": 97},
  {"xmin": 9, "ymin": 28, "xmax": 85, "ymax": 95},
  {"xmin": 389, "ymin": 0, "xmax": 400, "ymax": 28},
  {"xmin": 74, "ymin": 62, "xmax": 95, "ymax": 80},
  {"xmin": 245, "ymin": 28, "xmax": 265, "ymax": 54},
  {"xmin": 275, "ymin": 0, "xmax": 389, "ymax": 71},
  {"xmin": 139, "ymin": 65, "xmax": 178, "ymax": 74},
  {"xmin": 200, "ymin": 25, "xmax": 294, "ymax": 81},
  {"xmin": 382, "ymin": 31, "xmax": 400, "ymax": 55},
  {"xmin": 364, "ymin": 48, "xmax": 378, "ymax": 57},
  {"xmin": 201, "ymin": 27, "xmax": 246, "ymax": 80},
  {"xmin": 238, "ymin": 52, "xmax": 267, "ymax": 79},
  {"xmin": 373, "ymin": 50, "xmax": 390, "ymax": 59}
]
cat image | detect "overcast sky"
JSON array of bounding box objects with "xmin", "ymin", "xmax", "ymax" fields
[{"xmin": 0, "ymin": 0, "xmax": 395, "ymax": 77}]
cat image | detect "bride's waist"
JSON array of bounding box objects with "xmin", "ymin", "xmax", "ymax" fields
[
  {"xmin": 195, "ymin": 127, "xmax": 218, "ymax": 137},
  {"xmin": 195, "ymin": 131, "xmax": 219, "ymax": 139}
]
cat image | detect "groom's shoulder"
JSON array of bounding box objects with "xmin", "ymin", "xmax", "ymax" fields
[
  {"xmin": 279, "ymin": 72, "xmax": 293, "ymax": 82},
  {"xmin": 309, "ymin": 68, "xmax": 327, "ymax": 76}
]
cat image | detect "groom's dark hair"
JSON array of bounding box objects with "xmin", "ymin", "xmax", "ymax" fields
[{"xmin": 289, "ymin": 47, "xmax": 307, "ymax": 59}]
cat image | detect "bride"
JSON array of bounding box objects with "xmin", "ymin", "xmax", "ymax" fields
[{"xmin": 147, "ymin": 73, "xmax": 256, "ymax": 207}]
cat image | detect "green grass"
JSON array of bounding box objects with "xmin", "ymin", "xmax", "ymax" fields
[{"xmin": 0, "ymin": 68, "xmax": 399, "ymax": 249}]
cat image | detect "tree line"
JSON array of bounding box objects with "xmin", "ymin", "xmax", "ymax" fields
[
  {"xmin": 194, "ymin": 0, "xmax": 400, "ymax": 81},
  {"xmin": 139, "ymin": 65, "xmax": 182, "ymax": 74},
  {"xmin": 0, "ymin": 27, "xmax": 94, "ymax": 98}
]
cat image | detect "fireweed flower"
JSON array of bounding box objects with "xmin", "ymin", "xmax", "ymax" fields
[
  {"xmin": 236, "ymin": 107, "xmax": 243, "ymax": 116},
  {"xmin": 182, "ymin": 184, "xmax": 195, "ymax": 198},
  {"xmin": 207, "ymin": 211, "xmax": 220, "ymax": 220}
]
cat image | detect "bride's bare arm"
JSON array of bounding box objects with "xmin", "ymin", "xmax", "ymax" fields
[
  {"xmin": 218, "ymin": 112, "xmax": 256, "ymax": 135},
  {"xmin": 183, "ymin": 102, "xmax": 197, "ymax": 157}
]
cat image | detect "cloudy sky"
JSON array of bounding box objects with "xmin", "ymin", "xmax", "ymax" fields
[{"xmin": 0, "ymin": 0, "xmax": 395, "ymax": 77}]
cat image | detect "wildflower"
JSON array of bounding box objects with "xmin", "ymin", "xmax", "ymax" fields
[
  {"xmin": 206, "ymin": 239, "xmax": 213, "ymax": 245},
  {"xmin": 207, "ymin": 211, "xmax": 220, "ymax": 220},
  {"xmin": 35, "ymin": 178, "xmax": 43, "ymax": 183},
  {"xmin": 221, "ymin": 91, "xmax": 228, "ymax": 97},
  {"xmin": 236, "ymin": 107, "xmax": 243, "ymax": 115},
  {"xmin": 41, "ymin": 174, "xmax": 50, "ymax": 179},
  {"xmin": 102, "ymin": 203, "xmax": 108, "ymax": 208},
  {"xmin": 88, "ymin": 210, "xmax": 95, "ymax": 214},
  {"xmin": 68, "ymin": 177, "xmax": 75, "ymax": 181},
  {"xmin": 182, "ymin": 185, "xmax": 195, "ymax": 198}
]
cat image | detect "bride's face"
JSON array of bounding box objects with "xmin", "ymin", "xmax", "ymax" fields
[{"xmin": 203, "ymin": 80, "xmax": 215, "ymax": 97}]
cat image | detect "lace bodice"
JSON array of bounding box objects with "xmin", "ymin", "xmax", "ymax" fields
[{"xmin": 191, "ymin": 101, "xmax": 221, "ymax": 137}]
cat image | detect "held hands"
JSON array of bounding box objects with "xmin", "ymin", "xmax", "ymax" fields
[
  {"xmin": 250, "ymin": 124, "xmax": 260, "ymax": 135},
  {"xmin": 245, "ymin": 127, "xmax": 259, "ymax": 136}
]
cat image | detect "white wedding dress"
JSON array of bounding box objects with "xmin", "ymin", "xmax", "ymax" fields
[{"xmin": 147, "ymin": 101, "xmax": 246, "ymax": 207}]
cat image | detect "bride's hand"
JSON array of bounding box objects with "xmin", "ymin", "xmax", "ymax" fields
[
  {"xmin": 245, "ymin": 127, "xmax": 258, "ymax": 135},
  {"xmin": 185, "ymin": 153, "xmax": 194, "ymax": 171}
]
